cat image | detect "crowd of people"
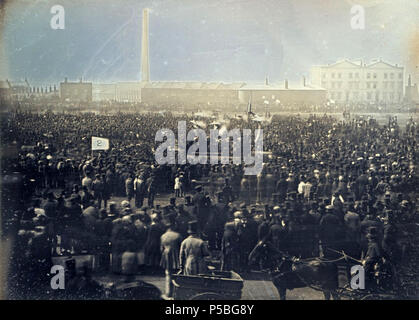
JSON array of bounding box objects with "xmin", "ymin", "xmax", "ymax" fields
[{"xmin": 1, "ymin": 108, "xmax": 417, "ymax": 299}]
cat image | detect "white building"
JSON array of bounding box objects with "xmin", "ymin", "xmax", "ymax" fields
[
  {"xmin": 310, "ymin": 59, "xmax": 404, "ymax": 103},
  {"xmin": 92, "ymin": 82, "xmax": 147, "ymax": 102}
]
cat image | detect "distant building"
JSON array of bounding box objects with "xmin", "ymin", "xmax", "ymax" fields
[
  {"xmin": 115, "ymin": 82, "xmax": 144, "ymax": 102},
  {"xmin": 60, "ymin": 78, "xmax": 92, "ymax": 102},
  {"xmin": 92, "ymin": 83, "xmax": 116, "ymax": 102},
  {"xmin": 311, "ymin": 59, "xmax": 404, "ymax": 103},
  {"xmin": 238, "ymin": 79, "xmax": 326, "ymax": 105},
  {"xmin": 405, "ymin": 75, "xmax": 419, "ymax": 103},
  {"xmin": 141, "ymin": 81, "xmax": 246, "ymax": 105},
  {"xmin": 0, "ymin": 80, "xmax": 11, "ymax": 102},
  {"xmin": 7, "ymin": 79, "xmax": 31, "ymax": 100}
]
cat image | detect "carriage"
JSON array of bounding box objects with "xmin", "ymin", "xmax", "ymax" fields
[{"xmin": 171, "ymin": 270, "xmax": 243, "ymax": 300}]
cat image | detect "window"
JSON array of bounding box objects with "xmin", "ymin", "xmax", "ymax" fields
[
  {"xmin": 373, "ymin": 73, "xmax": 377, "ymax": 79},
  {"xmin": 373, "ymin": 83, "xmax": 377, "ymax": 89},
  {"xmin": 390, "ymin": 73, "xmax": 394, "ymax": 79},
  {"xmin": 355, "ymin": 73, "xmax": 359, "ymax": 78},
  {"xmin": 349, "ymin": 73, "xmax": 353, "ymax": 79},
  {"xmin": 398, "ymin": 73, "xmax": 402, "ymax": 79},
  {"xmin": 367, "ymin": 82, "xmax": 371, "ymax": 89},
  {"xmin": 367, "ymin": 92, "xmax": 372, "ymax": 100},
  {"xmin": 322, "ymin": 73, "xmax": 326, "ymax": 78},
  {"xmin": 367, "ymin": 73, "xmax": 371, "ymax": 79},
  {"xmin": 390, "ymin": 82, "xmax": 394, "ymax": 89},
  {"xmin": 331, "ymin": 73, "xmax": 335, "ymax": 78},
  {"xmin": 338, "ymin": 73, "xmax": 341, "ymax": 78},
  {"xmin": 384, "ymin": 73, "xmax": 388, "ymax": 79},
  {"xmin": 331, "ymin": 82, "xmax": 335, "ymax": 89}
]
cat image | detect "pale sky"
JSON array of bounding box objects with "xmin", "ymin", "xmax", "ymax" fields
[{"xmin": 1, "ymin": 0, "xmax": 418, "ymax": 85}]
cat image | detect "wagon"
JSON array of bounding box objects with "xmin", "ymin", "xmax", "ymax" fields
[{"xmin": 172, "ymin": 270, "xmax": 243, "ymax": 300}]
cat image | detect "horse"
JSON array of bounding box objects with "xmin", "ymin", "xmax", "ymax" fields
[{"xmin": 248, "ymin": 239, "xmax": 341, "ymax": 300}]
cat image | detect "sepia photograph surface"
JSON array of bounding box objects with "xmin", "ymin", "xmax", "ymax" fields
[{"xmin": 0, "ymin": 0, "xmax": 418, "ymax": 301}]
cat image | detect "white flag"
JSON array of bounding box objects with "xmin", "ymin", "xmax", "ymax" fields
[{"xmin": 92, "ymin": 137, "xmax": 109, "ymax": 150}]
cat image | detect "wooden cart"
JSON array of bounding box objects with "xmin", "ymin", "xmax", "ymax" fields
[{"xmin": 172, "ymin": 270, "xmax": 243, "ymax": 300}]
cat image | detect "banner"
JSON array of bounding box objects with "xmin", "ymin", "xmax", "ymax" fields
[{"xmin": 91, "ymin": 137, "xmax": 109, "ymax": 151}]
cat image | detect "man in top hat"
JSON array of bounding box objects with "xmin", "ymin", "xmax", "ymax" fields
[
  {"xmin": 134, "ymin": 173, "xmax": 146, "ymax": 208},
  {"xmin": 169, "ymin": 197, "xmax": 177, "ymax": 210},
  {"xmin": 220, "ymin": 222, "xmax": 240, "ymax": 272},
  {"xmin": 92, "ymin": 174, "xmax": 105, "ymax": 209},
  {"xmin": 146, "ymin": 174, "xmax": 156, "ymax": 208},
  {"xmin": 319, "ymin": 205, "xmax": 344, "ymax": 259},
  {"xmin": 192, "ymin": 185, "xmax": 210, "ymax": 232},
  {"xmin": 381, "ymin": 210, "xmax": 400, "ymax": 264},
  {"xmin": 363, "ymin": 226, "xmax": 387, "ymax": 290},
  {"xmin": 160, "ymin": 214, "xmax": 182, "ymax": 299},
  {"xmin": 179, "ymin": 220, "xmax": 210, "ymax": 276}
]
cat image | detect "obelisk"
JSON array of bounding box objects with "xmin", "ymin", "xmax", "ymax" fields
[{"xmin": 141, "ymin": 8, "xmax": 150, "ymax": 82}]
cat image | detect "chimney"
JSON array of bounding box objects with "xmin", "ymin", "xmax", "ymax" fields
[
  {"xmin": 303, "ymin": 76, "xmax": 306, "ymax": 87},
  {"xmin": 64, "ymin": 77, "xmax": 68, "ymax": 83},
  {"xmin": 141, "ymin": 8, "xmax": 150, "ymax": 82},
  {"xmin": 265, "ymin": 76, "xmax": 269, "ymax": 86},
  {"xmin": 79, "ymin": 77, "xmax": 82, "ymax": 83},
  {"xmin": 285, "ymin": 79, "xmax": 288, "ymax": 89}
]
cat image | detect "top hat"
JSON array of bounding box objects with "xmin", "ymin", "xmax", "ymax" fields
[
  {"xmin": 163, "ymin": 213, "xmax": 176, "ymax": 227},
  {"xmin": 187, "ymin": 220, "xmax": 198, "ymax": 234},
  {"xmin": 366, "ymin": 226, "xmax": 379, "ymax": 239}
]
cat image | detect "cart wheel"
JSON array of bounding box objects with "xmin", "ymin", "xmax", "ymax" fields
[
  {"xmin": 190, "ymin": 292, "xmax": 223, "ymax": 300},
  {"xmin": 360, "ymin": 293, "xmax": 393, "ymax": 300}
]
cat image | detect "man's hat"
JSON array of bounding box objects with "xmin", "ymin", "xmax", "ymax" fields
[
  {"xmin": 366, "ymin": 226, "xmax": 379, "ymax": 239},
  {"xmin": 225, "ymin": 222, "xmax": 235, "ymax": 231},
  {"xmin": 163, "ymin": 213, "xmax": 176, "ymax": 227},
  {"xmin": 234, "ymin": 211, "xmax": 243, "ymax": 219},
  {"xmin": 121, "ymin": 200, "xmax": 130, "ymax": 208},
  {"xmin": 325, "ymin": 205, "xmax": 334, "ymax": 212},
  {"xmin": 187, "ymin": 220, "xmax": 198, "ymax": 234}
]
